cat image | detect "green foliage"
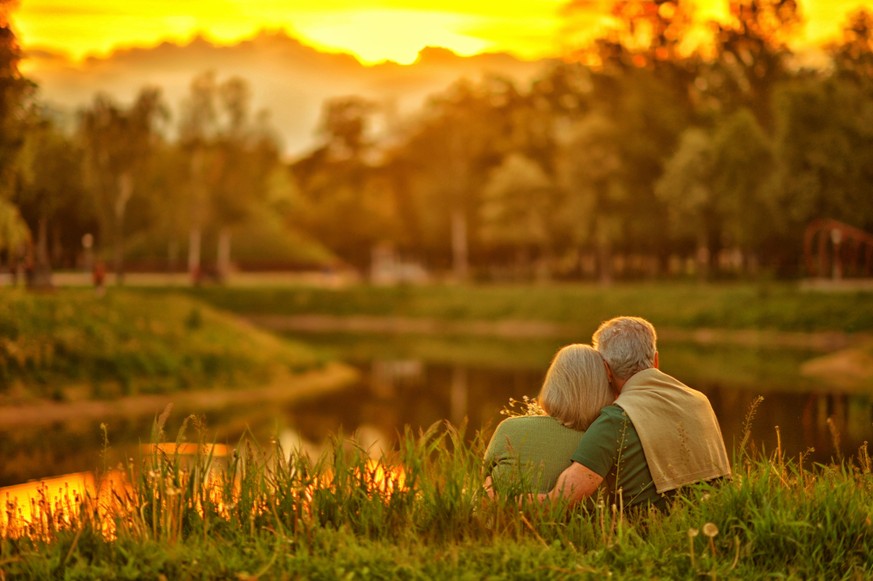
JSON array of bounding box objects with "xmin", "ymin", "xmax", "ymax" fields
[
  {"xmin": 0, "ymin": 289, "xmax": 323, "ymax": 397},
  {"xmin": 6, "ymin": 2, "xmax": 873, "ymax": 280},
  {"xmin": 2, "ymin": 420, "xmax": 871, "ymax": 578}
]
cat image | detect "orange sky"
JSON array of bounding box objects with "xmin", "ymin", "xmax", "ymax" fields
[{"xmin": 12, "ymin": 0, "xmax": 873, "ymax": 65}]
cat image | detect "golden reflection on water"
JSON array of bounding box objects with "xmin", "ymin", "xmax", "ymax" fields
[
  {"xmin": 141, "ymin": 443, "xmax": 231, "ymax": 458},
  {"xmin": 1, "ymin": 439, "xmax": 407, "ymax": 541},
  {"xmin": 0, "ymin": 469, "xmax": 130, "ymax": 539}
]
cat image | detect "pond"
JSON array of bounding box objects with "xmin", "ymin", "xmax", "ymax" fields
[{"xmin": 2, "ymin": 331, "xmax": 871, "ymax": 490}]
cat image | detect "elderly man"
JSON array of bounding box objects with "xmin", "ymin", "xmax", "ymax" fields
[{"xmin": 542, "ymin": 316, "xmax": 731, "ymax": 509}]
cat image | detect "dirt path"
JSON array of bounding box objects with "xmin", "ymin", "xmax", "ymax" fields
[{"xmin": 0, "ymin": 363, "xmax": 358, "ymax": 429}]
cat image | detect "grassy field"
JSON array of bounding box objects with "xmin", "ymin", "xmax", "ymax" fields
[
  {"xmin": 2, "ymin": 419, "xmax": 871, "ymax": 579},
  {"xmin": 3, "ymin": 284, "xmax": 872, "ymax": 577},
  {"xmin": 0, "ymin": 288, "xmax": 327, "ymax": 401},
  {"xmin": 175, "ymin": 281, "xmax": 873, "ymax": 335}
]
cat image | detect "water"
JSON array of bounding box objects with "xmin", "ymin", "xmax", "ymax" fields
[{"xmin": 2, "ymin": 333, "xmax": 871, "ymax": 488}]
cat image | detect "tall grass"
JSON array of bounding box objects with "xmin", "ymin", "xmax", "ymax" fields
[{"xmin": 2, "ymin": 413, "xmax": 871, "ymax": 579}]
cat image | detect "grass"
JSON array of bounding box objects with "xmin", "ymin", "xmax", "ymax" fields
[
  {"xmin": 173, "ymin": 281, "xmax": 873, "ymax": 335},
  {"xmin": 2, "ymin": 415, "xmax": 871, "ymax": 579},
  {"xmin": 0, "ymin": 288, "xmax": 327, "ymax": 400}
]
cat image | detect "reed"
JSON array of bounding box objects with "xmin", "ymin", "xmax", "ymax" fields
[{"xmin": 2, "ymin": 411, "xmax": 871, "ymax": 579}]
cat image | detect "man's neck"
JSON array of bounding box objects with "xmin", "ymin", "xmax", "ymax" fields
[{"xmin": 614, "ymin": 366, "xmax": 657, "ymax": 394}]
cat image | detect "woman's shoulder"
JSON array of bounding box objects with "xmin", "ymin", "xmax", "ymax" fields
[{"xmin": 494, "ymin": 414, "xmax": 580, "ymax": 434}]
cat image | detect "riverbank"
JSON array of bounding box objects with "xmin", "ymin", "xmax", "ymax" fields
[
  {"xmin": 0, "ymin": 288, "xmax": 330, "ymax": 403},
  {"xmin": 179, "ymin": 281, "xmax": 873, "ymax": 334},
  {"xmin": 191, "ymin": 282, "xmax": 873, "ymax": 393},
  {"xmin": 0, "ymin": 363, "xmax": 357, "ymax": 429}
]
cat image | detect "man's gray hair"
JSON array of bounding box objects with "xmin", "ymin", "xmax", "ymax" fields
[
  {"xmin": 592, "ymin": 316, "xmax": 657, "ymax": 381},
  {"xmin": 539, "ymin": 344, "xmax": 613, "ymax": 431}
]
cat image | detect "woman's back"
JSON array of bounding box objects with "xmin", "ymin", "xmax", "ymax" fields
[{"xmin": 484, "ymin": 415, "xmax": 585, "ymax": 494}]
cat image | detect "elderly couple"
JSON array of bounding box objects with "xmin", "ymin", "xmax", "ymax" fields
[{"xmin": 484, "ymin": 316, "xmax": 732, "ymax": 509}]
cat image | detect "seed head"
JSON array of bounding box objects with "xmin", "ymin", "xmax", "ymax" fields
[{"xmin": 703, "ymin": 522, "xmax": 719, "ymax": 538}]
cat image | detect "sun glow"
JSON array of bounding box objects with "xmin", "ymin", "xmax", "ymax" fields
[
  {"xmin": 9, "ymin": 0, "xmax": 872, "ymax": 67},
  {"xmin": 291, "ymin": 9, "xmax": 491, "ymax": 65}
]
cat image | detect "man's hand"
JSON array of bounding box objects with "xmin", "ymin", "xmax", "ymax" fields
[{"xmin": 542, "ymin": 462, "xmax": 603, "ymax": 505}]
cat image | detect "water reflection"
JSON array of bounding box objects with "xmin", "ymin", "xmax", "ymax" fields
[
  {"xmin": 2, "ymin": 335, "xmax": 871, "ymax": 494},
  {"xmin": 288, "ymin": 359, "xmax": 871, "ymax": 464}
]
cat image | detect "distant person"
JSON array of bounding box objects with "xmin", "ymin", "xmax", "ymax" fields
[
  {"xmin": 484, "ymin": 344, "xmax": 614, "ymax": 495},
  {"xmin": 541, "ymin": 317, "xmax": 731, "ymax": 510},
  {"xmin": 23, "ymin": 257, "xmax": 36, "ymax": 289},
  {"xmin": 92, "ymin": 260, "xmax": 106, "ymax": 296}
]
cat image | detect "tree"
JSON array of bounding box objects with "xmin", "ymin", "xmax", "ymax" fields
[
  {"xmin": 291, "ymin": 95, "xmax": 393, "ymax": 271},
  {"xmin": 771, "ymin": 75, "xmax": 873, "ymax": 267},
  {"xmin": 177, "ymin": 73, "xmax": 282, "ymax": 280},
  {"xmin": 657, "ymin": 109, "xmax": 773, "ymax": 276},
  {"xmin": 0, "ymin": 0, "xmax": 34, "ymax": 274},
  {"xmin": 79, "ymin": 88, "xmax": 168, "ymax": 284},
  {"xmin": 0, "ymin": 0, "xmax": 31, "ymax": 194},
  {"xmin": 480, "ymin": 153, "xmax": 558, "ymax": 279},
  {"xmin": 15, "ymin": 108, "xmax": 85, "ymax": 286},
  {"xmin": 706, "ymin": 0, "xmax": 802, "ymax": 130},
  {"xmin": 560, "ymin": 1, "xmax": 700, "ymax": 276},
  {"xmin": 397, "ymin": 79, "xmax": 511, "ymax": 279},
  {"xmin": 831, "ymin": 9, "xmax": 873, "ymax": 82},
  {"xmin": 655, "ymin": 126, "xmax": 717, "ymax": 274},
  {"xmin": 709, "ymin": 108, "xmax": 774, "ymax": 267},
  {"xmin": 557, "ymin": 112, "xmax": 624, "ymax": 283},
  {"xmin": 210, "ymin": 79, "xmax": 279, "ymax": 279},
  {"xmin": 178, "ymin": 71, "xmax": 219, "ymax": 278}
]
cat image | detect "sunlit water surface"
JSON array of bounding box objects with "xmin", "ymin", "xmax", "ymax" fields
[{"xmin": 2, "ymin": 333, "xmax": 871, "ymax": 496}]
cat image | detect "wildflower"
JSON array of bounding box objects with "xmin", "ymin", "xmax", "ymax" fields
[
  {"xmin": 703, "ymin": 522, "xmax": 719, "ymax": 556},
  {"xmin": 703, "ymin": 522, "xmax": 719, "ymax": 537},
  {"xmin": 688, "ymin": 528, "xmax": 699, "ymax": 569}
]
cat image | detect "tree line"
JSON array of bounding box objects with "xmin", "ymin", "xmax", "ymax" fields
[{"xmin": 2, "ymin": 0, "xmax": 873, "ymax": 285}]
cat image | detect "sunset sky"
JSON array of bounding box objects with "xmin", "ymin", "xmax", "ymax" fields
[{"xmin": 12, "ymin": 0, "xmax": 873, "ymax": 66}]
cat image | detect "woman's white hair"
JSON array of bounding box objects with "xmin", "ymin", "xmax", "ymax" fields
[
  {"xmin": 538, "ymin": 343, "xmax": 613, "ymax": 431},
  {"xmin": 592, "ymin": 316, "xmax": 657, "ymax": 381}
]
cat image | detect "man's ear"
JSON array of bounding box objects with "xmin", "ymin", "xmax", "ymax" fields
[
  {"xmin": 653, "ymin": 351, "xmax": 660, "ymax": 369},
  {"xmin": 604, "ymin": 364, "xmax": 618, "ymax": 396}
]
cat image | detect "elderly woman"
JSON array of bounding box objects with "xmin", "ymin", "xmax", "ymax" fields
[{"xmin": 484, "ymin": 343, "xmax": 614, "ymax": 495}]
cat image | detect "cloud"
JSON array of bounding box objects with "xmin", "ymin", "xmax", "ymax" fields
[{"xmin": 25, "ymin": 30, "xmax": 548, "ymax": 158}]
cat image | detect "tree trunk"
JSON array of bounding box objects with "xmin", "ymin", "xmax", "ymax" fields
[
  {"xmin": 32, "ymin": 217, "xmax": 53, "ymax": 288},
  {"xmin": 596, "ymin": 223, "xmax": 612, "ymax": 285},
  {"xmin": 167, "ymin": 238, "xmax": 178, "ymax": 275},
  {"xmin": 696, "ymin": 230, "xmax": 710, "ymax": 281},
  {"xmin": 450, "ymin": 208, "xmax": 469, "ymax": 282},
  {"xmin": 188, "ymin": 228, "xmax": 202, "ymax": 284},
  {"xmin": 113, "ymin": 172, "xmax": 134, "ymax": 286},
  {"xmin": 217, "ymin": 227, "xmax": 232, "ymax": 282}
]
